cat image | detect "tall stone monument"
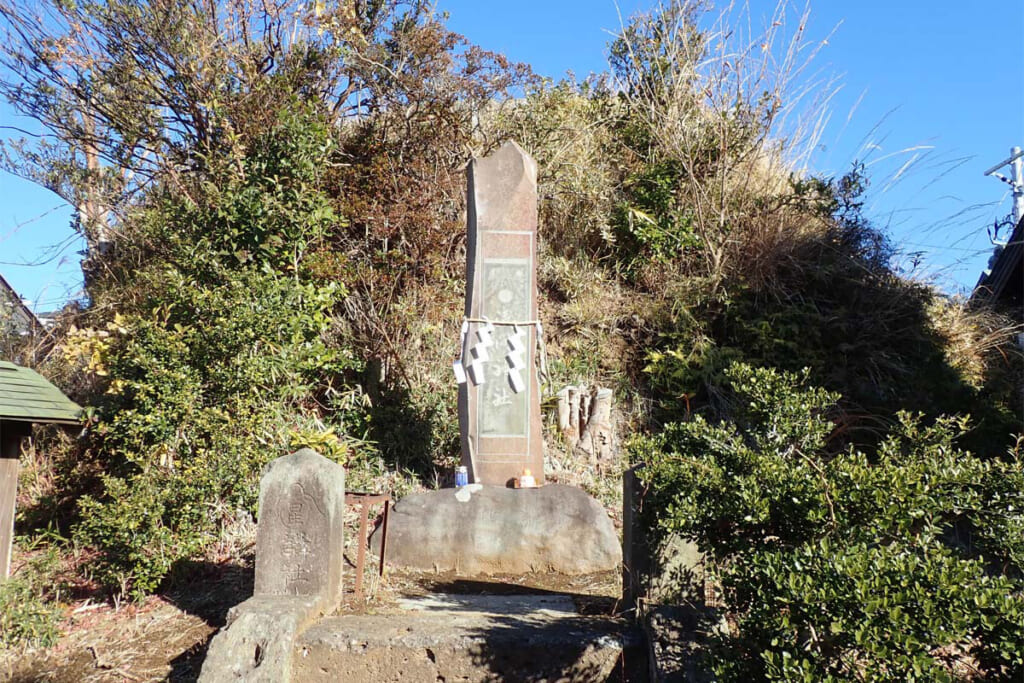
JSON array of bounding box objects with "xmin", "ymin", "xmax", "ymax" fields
[{"xmin": 458, "ymin": 141, "xmax": 544, "ymax": 486}]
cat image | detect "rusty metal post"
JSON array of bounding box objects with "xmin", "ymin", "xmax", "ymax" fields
[
  {"xmin": 345, "ymin": 492, "xmax": 392, "ymax": 601},
  {"xmin": 354, "ymin": 498, "xmax": 370, "ymax": 599},
  {"xmin": 377, "ymin": 499, "xmax": 390, "ymax": 579}
]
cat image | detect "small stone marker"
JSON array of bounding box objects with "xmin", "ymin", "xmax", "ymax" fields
[
  {"xmin": 200, "ymin": 449, "xmax": 345, "ymax": 683},
  {"xmin": 458, "ymin": 141, "xmax": 545, "ymax": 487},
  {"xmin": 255, "ymin": 448, "xmax": 345, "ymax": 601}
]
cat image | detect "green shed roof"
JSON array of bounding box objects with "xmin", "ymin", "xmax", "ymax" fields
[{"xmin": 0, "ymin": 361, "xmax": 81, "ymax": 425}]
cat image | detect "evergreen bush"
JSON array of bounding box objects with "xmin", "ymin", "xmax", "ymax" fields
[{"xmin": 632, "ymin": 364, "xmax": 1024, "ymax": 680}]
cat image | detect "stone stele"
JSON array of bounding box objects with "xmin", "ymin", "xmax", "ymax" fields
[
  {"xmin": 253, "ymin": 447, "xmax": 345, "ymax": 602},
  {"xmin": 199, "ymin": 449, "xmax": 345, "ymax": 683},
  {"xmin": 458, "ymin": 140, "xmax": 544, "ymax": 487}
]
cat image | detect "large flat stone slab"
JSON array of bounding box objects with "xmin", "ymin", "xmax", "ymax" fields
[
  {"xmin": 293, "ymin": 594, "xmax": 643, "ymax": 682},
  {"xmin": 395, "ymin": 593, "xmax": 577, "ymax": 616},
  {"xmin": 373, "ymin": 484, "xmax": 621, "ymax": 575}
]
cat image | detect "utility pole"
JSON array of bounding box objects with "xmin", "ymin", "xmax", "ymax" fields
[
  {"xmin": 979, "ymin": 148, "xmax": 1024, "ymax": 343},
  {"xmin": 983, "ymin": 146, "xmax": 1024, "ymax": 228}
]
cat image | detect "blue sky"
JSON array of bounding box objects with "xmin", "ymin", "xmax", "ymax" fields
[{"xmin": 1, "ymin": 1, "xmax": 1021, "ymax": 311}]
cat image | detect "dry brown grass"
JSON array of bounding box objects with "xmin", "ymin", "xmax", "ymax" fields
[
  {"xmin": 928, "ymin": 296, "xmax": 1024, "ymax": 390},
  {"xmin": 610, "ymin": 0, "xmax": 841, "ymax": 289}
]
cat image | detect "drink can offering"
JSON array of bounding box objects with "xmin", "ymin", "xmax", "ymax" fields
[{"xmin": 455, "ymin": 466, "xmax": 469, "ymax": 488}]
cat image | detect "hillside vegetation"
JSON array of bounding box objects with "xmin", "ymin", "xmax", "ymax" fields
[{"xmin": 0, "ymin": 0, "xmax": 1021, "ymax": 679}]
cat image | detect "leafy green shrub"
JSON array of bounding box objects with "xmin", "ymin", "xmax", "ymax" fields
[
  {"xmin": 0, "ymin": 543, "xmax": 64, "ymax": 649},
  {"xmin": 154, "ymin": 108, "xmax": 338, "ymax": 275},
  {"xmin": 611, "ymin": 160, "xmax": 699, "ymax": 274},
  {"xmin": 71, "ymin": 269, "xmax": 358, "ymax": 597},
  {"xmin": 52, "ymin": 106, "xmax": 385, "ymax": 598},
  {"xmin": 723, "ymin": 541, "xmax": 1023, "ymax": 682},
  {"xmin": 632, "ymin": 363, "xmax": 1024, "ymax": 681}
]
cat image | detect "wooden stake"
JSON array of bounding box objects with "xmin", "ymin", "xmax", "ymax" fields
[{"xmin": 0, "ymin": 420, "xmax": 29, "ymax": 580}]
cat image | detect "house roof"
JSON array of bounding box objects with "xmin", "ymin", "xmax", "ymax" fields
[
  {"xmin": 0, "ymin": 271, "xmax": 42, "ymax": 333},
  {"xmin": 0, "ymin": 361, "xmax": 81, "ymax": 425},
  {"xmin": 974, "ymin": 217, "xmax": 1023, "ymax": 312}
]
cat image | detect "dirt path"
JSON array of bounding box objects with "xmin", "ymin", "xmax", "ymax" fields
[{"xmin": 1, "ymin": 563, "xmax": 252, "ymax": 683}]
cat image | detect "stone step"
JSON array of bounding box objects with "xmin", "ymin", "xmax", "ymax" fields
[{"xmin": 292, "ymin": 594, "xmax": 646, "ymax": 682}]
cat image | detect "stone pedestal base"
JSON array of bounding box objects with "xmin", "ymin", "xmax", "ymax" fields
[
  {"xmin": 199, "ymin": 596, "xmax": 320, "ymax": 683},
  {"xmin": 292, "ymin": 594, "xmax": 644, "ymax": 682},
  {"xmin": 371, "ymin": 484, "xmax": 621, "ymax": 575}
]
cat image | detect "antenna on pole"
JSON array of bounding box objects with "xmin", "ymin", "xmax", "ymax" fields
[{"xmin": 984, "ymin": 146, "xmax": 1024, "ymax": 228}]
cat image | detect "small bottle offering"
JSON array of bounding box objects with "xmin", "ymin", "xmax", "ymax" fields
[
  {"xmin": 455, "ymin": 465, "xmax": 469, "ymax": 488},
  {"xmin": 518, "ymin": 468, "xmax": 536, "ymax": 488}
]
